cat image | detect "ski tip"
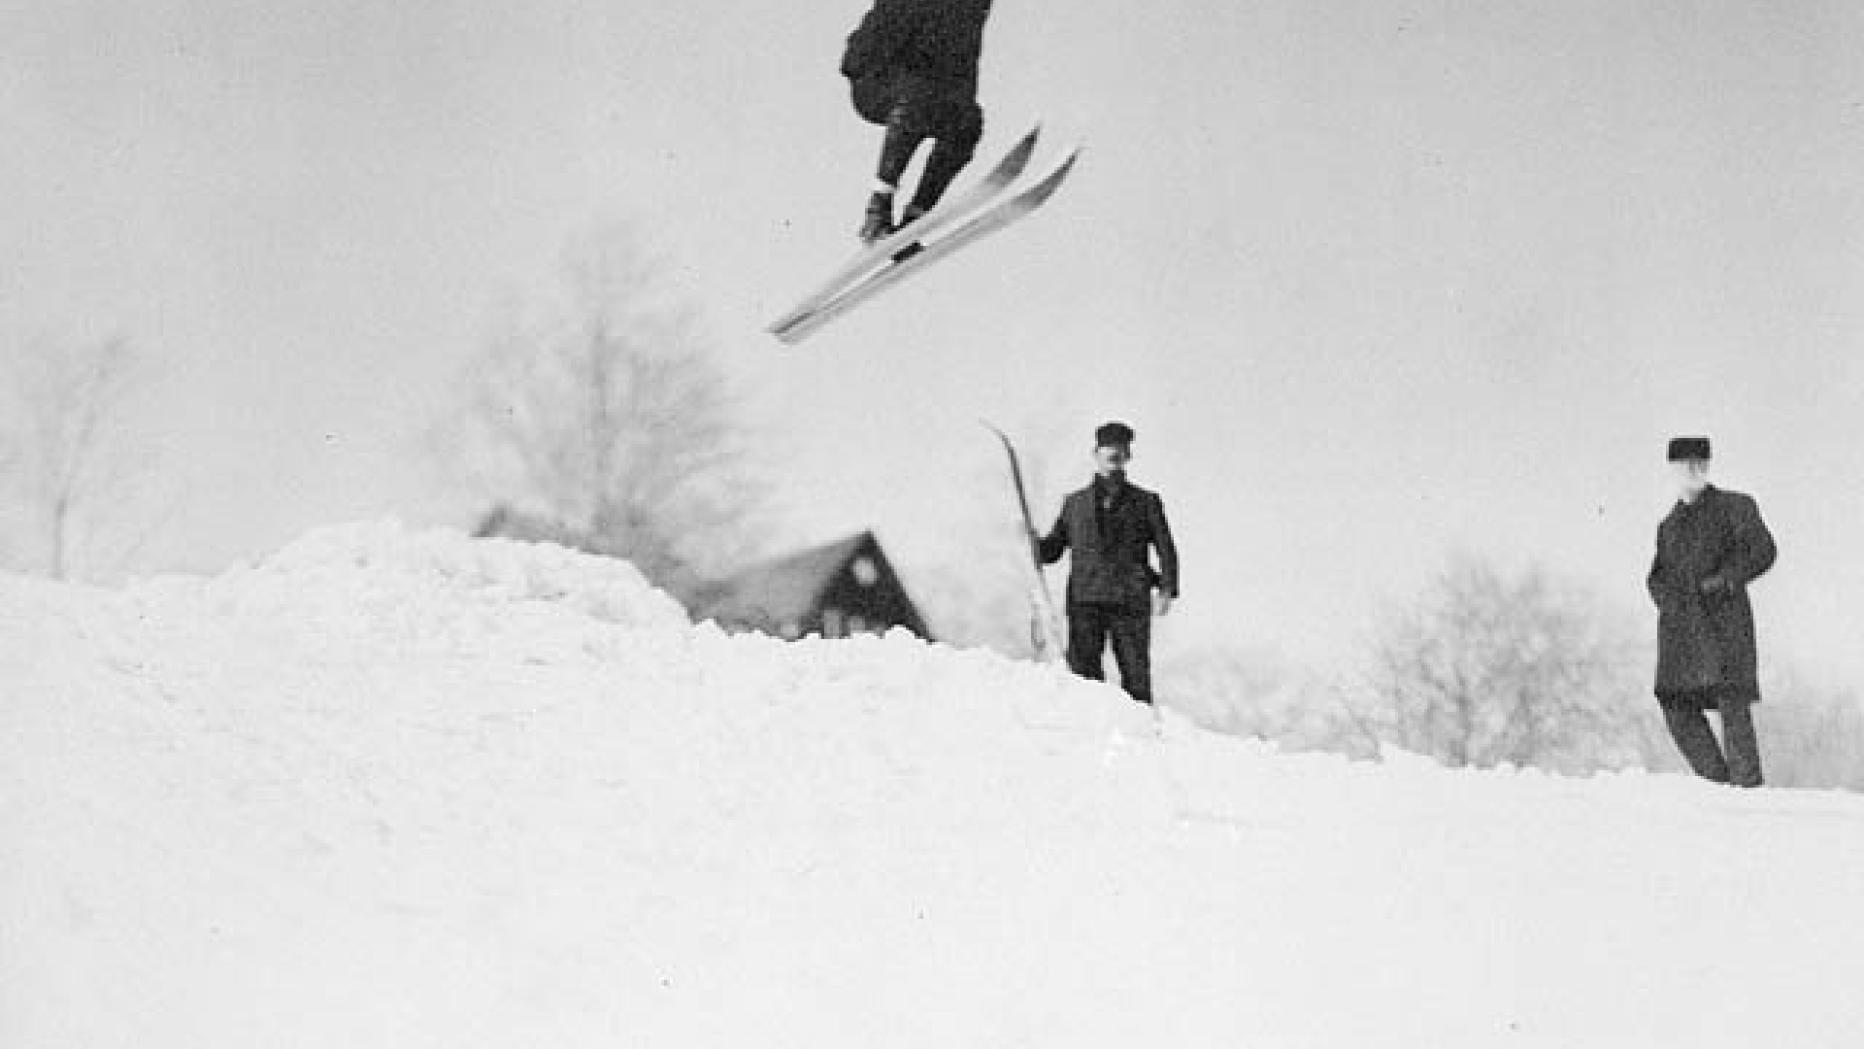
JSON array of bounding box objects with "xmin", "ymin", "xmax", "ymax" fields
[
  {"xmin": 1025, "ymin": 148, "xmax": 1083, "ymax": 204},
  {"xmin": 983, "ymin": 124, "xmax": 1042, "ymax": 187},
  {"xmin": 766, "ymin": 303, "xmax": 818, "ymax": 334},
  {"xmin": 766, "ymin": 316, "xmax": 811, "ymax": 345},
  {"xmin": 1014, "ymin": 122, "xmax": 1042, "ymax": 154}
]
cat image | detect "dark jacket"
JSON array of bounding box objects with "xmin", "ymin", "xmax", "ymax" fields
[
  {"xmin": 1038, "ymin": 476, "xmax": 1179, "ymax": 612},
  {"xmin": 841, "ymin": 0, "xmax": 991, "ymax": 105},
  {"xmin": 1646, "ymin": 486, "xmax": 1776, "ymax": 701}
]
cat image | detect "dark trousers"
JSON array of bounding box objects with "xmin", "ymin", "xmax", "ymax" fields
[
  {"xmin": 851, "ymin": 77, "xmax": 983, "ymax": 212},
  {"xmin": 1066, "ymin": 603, "xmax": 1152, "ymax": 705},
  {"xmin": 1661, "ymin": 691, "xmax": 1763, "ymax": 787}
]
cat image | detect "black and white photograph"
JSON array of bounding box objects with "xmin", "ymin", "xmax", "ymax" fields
[{"xmin": 5, "ymin": 1, "xmax": 1863, "ymax": 1045}]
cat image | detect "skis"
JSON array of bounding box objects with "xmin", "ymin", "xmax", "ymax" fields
[
  {"xmin": 983, "ymin": 421, "xmax": 1066, "ymax": 663},
  {"xmin": 769, "ymin": 128, "xmax": 1079, "ymax": 345},
  {"xmin": 768, "ymin": 125, "xmax": 1042, "ymax": 333}
]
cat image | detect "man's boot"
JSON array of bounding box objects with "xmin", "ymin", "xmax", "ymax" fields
[{"xmin": 858, "ymin": 190, "xmax": 895, "ymax": 244}]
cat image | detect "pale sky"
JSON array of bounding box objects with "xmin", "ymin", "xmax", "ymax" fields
[{"xmin": 5, "ymin": 0, "xmax": 1862, "ymax": 683}]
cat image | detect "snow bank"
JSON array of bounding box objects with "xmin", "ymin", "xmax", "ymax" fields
[{"xmin": 4, "ymin": 522, "xmax": 1863, "ymax": 1049}]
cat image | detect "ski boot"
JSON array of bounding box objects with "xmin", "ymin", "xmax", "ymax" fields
[{"xmin": 858, "ymin": 191, "xmax": 895, "ymax": 244}]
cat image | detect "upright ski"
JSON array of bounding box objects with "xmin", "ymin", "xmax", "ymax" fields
[
  {"xmin": 983, "ymin": 421, "xmax": 1066, "ymax": 663},
  {"xmin": 774, "ymin": 148, "xmax": 1079, "ymax": 345},
  {"xmin": 766, "ymin": 126, "xmax": 1042, "ymax": 335}
]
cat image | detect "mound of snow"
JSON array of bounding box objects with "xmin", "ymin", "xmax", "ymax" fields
[
  {"xmin": 4, "ymin": 522, "xmax": 1863, "ymax": 1049},
  {"xmin": 128, "ymin": 520, "xmax": 691, "ymax": 659}
]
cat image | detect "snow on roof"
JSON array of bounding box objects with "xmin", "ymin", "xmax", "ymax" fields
[{"xmin": 692, "ymin": 530, "xmax": 876, "ymax": 627}]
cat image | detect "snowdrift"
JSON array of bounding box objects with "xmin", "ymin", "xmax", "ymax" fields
[{"xmin": 4, "ymin": 522, "xmax": 1862, "ymax": 1049}]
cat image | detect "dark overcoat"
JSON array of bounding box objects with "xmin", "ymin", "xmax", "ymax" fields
[
  {"xmin": 841, "ymin": 0, "xmax": 992, "ymax": 109},
  {"xmin": 1038, "ymin": 478, "xmax": 1179, "ymax": 613},
  {"xmin": 1646, "ymin": 486, "xmax": 1777, "ymax": 702}
]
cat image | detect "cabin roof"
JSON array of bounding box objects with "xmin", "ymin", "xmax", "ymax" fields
[{"xmin": 692, "ymin": 531, "xmax": 876, "ymax": 627}]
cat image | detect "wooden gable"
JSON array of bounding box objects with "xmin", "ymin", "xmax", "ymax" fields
[{"xmin": 692, "ymin": 531, "xmax": 931, "ymax": 641}]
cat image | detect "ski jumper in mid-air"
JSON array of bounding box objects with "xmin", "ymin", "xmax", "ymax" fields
[{"xmin": 841, "ymin": 0, "xmax": 993, "ymax": 243}]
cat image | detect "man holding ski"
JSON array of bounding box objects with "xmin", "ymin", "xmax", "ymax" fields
[
  {"xmin": 841, "ymin": 0, "xmax": 993, "ymax": 243},
  {"xmin": 1037, "ymin": 422, "xmax": 1179, "ymax": 705}
]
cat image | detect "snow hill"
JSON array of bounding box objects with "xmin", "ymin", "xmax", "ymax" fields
[{"xmin": 5, "ymin": 522, "xmax": 1862, "ymax": 1049}]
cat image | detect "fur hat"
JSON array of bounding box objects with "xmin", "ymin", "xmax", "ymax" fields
[
  {"xmin": 1667, "ymin": 436, "xmax": 1711, "ymax": 462},
  {"xmin": 1095, "ymin": 421, "xmax": 1135, "ymax": 450}
]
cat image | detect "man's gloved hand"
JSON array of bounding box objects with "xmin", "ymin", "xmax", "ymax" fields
[{"xmin": 1698, "ymin": 574, "xmax": 1733, "ymax": 596}]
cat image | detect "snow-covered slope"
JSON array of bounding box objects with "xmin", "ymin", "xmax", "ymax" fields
[{"xmin": 5, "ymin": 523, "xmax": 1861, "ymax": 1048}]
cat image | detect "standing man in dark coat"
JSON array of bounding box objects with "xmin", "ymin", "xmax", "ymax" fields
[
  {"xmin": 1037, "ymin": 422, "xmax": 1180, "ymax": 705},
  {"xmin": 1646, "ymin": 436, "xmax": 1777, "ymax": 787},
  {"xmin": 840, "ymin": 0, "xmax": 992, "ymax": 243}
]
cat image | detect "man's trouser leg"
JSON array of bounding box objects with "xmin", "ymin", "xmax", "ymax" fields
[
  {"xmin": 875, "ymin": 104, "xmax": 928, "ymax": 189},
  {"xmin": 1662, "ymin": 697, "xmax": 1731, "ymax": 783},
  {"xmin": 1716, "ymin": 692, "xmax": 1764, "ymax": 788},
  {"xmin": 849, "ymin": 76, "xmax": 928, "ymax": 192},
  {"xmin": 908, "ymin": 101, "xmax": 984, "ymax": 213},
  {"xmin": 1066, "ymin": 603, "xmax": 1109, "ymax": 683},
  {"xmin": 1106, "ymin": 607, "xmax": 1154, "ymax": 705}
]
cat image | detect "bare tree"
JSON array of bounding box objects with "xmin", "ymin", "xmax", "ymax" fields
[
  {"xmin": 1157, "ymin": 643, "xmax": 1388, "ymax": 758},
  {"xmin": 1758, "ymin": 667, "xmax": 1864, "ymax": 791},
  {"xmin": 909, "ymin": 421, "xmax": 1071, "ymax": 657},
  {"xmin": 913, "ymin": 502, "xmax": 1051, "ymax": 656},
  {"xmin": 448, "ymin": 225, "xmax": 767, "ymax": 600},
  {"xmin": 2, "ymin": 336, "xmax": 164, "ymax": 580},
  {"xmin": 1358, "ymin": 554, "xmax": 1669, "ymax": 774}
]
